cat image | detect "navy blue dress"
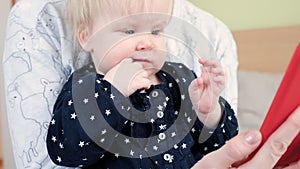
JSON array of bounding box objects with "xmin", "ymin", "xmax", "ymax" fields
[{"xmin": 46, "ymin": 62, "xmax": 238, "ymax": 169}]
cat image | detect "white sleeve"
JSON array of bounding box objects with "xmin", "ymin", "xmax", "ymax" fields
[
  {"xmin": 169, "ymin": 0, "xmax": 238, "ymax": 113},
  {"xmin": 2, "ymin": 0, "xmax": 79, "ymax": 168}
]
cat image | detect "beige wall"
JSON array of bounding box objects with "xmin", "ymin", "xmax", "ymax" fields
[
  {"xmin": 189, "ymin": 0, "xmax": 300, "ymax": 31},
  {"xmin": 1, "ymin": 0, "xmax": 16, "ymax": 168}
]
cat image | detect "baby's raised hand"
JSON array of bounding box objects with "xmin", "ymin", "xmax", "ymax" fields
[
  {"xmin": 188, "ymin": 59, "xmax": 226, "ymax": 127},
  {"xmin": 104, "ymin": 58, "xmax": 151, "ymax": 97}
]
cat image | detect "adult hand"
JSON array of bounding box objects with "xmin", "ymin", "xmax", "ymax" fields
[{"xmin": 192, "ymin": 106, "xmax": 300, "ymax": 169}]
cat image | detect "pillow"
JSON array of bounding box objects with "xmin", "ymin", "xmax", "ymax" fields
[{"xmin": 237, "ymin": 70, "xmax": 283, "ymax": 132}]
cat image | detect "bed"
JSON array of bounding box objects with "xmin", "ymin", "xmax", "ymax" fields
[{"xmin": 233, "ymin": 25, "xmax": 300, "ymax": 132}]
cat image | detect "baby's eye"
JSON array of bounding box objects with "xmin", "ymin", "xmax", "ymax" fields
[
  {"xmin": 151, "ymin": 29, "xmax": 161, "ymax": 35},
  {"xmin": 124, "ymin": 30, "xmax": 135, "ymax": 35}
]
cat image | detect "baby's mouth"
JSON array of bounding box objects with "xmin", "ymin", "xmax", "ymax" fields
[{"xmin": 133, "ymin": 59, "xmax": 152, "ymax": 68}]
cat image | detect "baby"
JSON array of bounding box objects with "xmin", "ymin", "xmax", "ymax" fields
[{"xmin": 46, "ymin": 0, "xmax": 238, "ymax": 168}]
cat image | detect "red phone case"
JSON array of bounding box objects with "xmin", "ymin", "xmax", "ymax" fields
[{"xmin": 247, "ymin": 43, "xmax": 300, "ymax": 167}]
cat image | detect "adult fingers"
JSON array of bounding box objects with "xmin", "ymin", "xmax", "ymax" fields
[
  {"xmin": 192, "ymin": 130, "xmax": 262, "ymax": 169},
  {"xmin": 240, "ymin": 106, "xmax": 300, "ymax": 169}
]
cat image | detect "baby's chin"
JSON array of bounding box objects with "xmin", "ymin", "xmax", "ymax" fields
[{"xmin": 143, "ymin": 65, "xmax": 161, "ymax": 73}]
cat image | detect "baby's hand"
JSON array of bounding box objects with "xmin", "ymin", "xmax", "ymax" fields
[
  {"xmin": 104, "ymin": 58, "xmax": 151, "ymax": 97},
  {"xmin": 188, "ymin": 59, "xmax": 226, "ymax": 127}
]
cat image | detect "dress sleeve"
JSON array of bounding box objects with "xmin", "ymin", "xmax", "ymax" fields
[
  {"xmin": 190, "ymin": 97, "xmax": 238, "ymax": 161},
  {"xmin": 47, "ymin": 73, "xmax": 130, "ymax": 167}
]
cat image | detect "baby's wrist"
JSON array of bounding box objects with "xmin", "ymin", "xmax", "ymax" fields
[{"xmin": 196, "ymin": 100, "xmax": 223, "ymax": 128}]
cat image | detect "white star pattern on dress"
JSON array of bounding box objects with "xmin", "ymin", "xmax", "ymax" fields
[
  {"xmin": 187, "ymin": 117, "xmax": 192, "ymax": 123},
  {"xmin": 101, "ymin": 129, "xmax": 107, "ymax": 135},
  {"xmin": 124, "ymin": 138, "xmax": 130, "ymax": 144},
  {"xmin": 181, "ymin": 95, "xmax": 185, "ymax": 100},
  {"xmin": 228, "ymin": 116, "xmax": 232, "ymax": 121},
  {"xmin": 71, "ymin": 113, "xmax": 77, "ymax": 119},
  {"xmin": 59, "ymin": 143, "xmax": 64, "ymax": 149},
  {"xmin": 90, "ymin": 115, "xmax": 95, "ymax": 121},
  {"xmin": 83, "ymin": 98, "xmax": 89, "ymax": 104},
  {"xmin": 78, "ymin": 79, "xmax": 83, "ymax": 84},
  {"xmin": 105, "ymin": 109, "xmax": 111, "ymax": 116},
  {"xmin": 150, "ymin": 118, "xmax": 155, "ymax": 123},
  {"xmin": 110, "ymin": 94, "xmax": 115, "ymax": 100},
  {"xmin": 50, "ymin": 119, "xmax": 55, "ymax": 125},
  {"xmin": 157, "ymin": 105, "xmax": 163, "ymax": 111},
  {"xmin": 169, "ymin": 155, "xmax": 174, "ymax": 163},
  {"xmin": 94, "ymin": 92, "xmax": 99, "ymax": 98},
  {"xmin": 163, "ymin": 102, "xmax": 167, "ymax": 107},
  {"xmin": 159, "ymin": 124, "xmax": 167, "ymax": 130},
  {"xmin": 43, "ymin": 62, "xmax": 238, "ymax": 167},
  {"xmin": 51, "ymin": 136, "xmax": 57, "ymax": 142},
  {"xmin": 130, "ymin": 150, "xmax": 134, "ymax": 156},
  {"xmin": 79, "ymin": 141, "xmax": 85, "ymax": 147},
  {"xmin": 56, "ymin": 156, "xmax": 62, "ymax": 163}
]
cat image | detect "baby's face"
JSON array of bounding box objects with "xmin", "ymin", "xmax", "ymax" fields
[{"xmin": 83, "ymin": 0, "xmax": 172, "ymax": 75}]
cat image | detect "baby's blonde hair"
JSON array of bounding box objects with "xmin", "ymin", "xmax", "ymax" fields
[{"xmin": 67, "ymin": 0, "xmax": 158, "ymax": 35}]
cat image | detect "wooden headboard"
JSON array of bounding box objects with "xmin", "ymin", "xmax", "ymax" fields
[
  {"xmin": 11, "ymin": 0, "xmax": 16, "ymax": 6},
  {"xmin": 232, "ymin": 25, "xmax": 300, "ymax": 73}
]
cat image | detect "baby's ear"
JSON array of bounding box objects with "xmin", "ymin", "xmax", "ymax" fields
[{"xmin": 77, "ymin": 25, "xmax": 91, "ymax": 51}]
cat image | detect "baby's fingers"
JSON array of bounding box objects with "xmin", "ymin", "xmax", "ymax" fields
[
  {"xmin": 211, "ymin": 66, "xmax": 226, "ymax": 76},
  {"xmin": 198, "ymin": 58, "xmax": 220, "ymax": 67},
  {"xmin": 213, "ymin": 76, "xmax": 226, "ymax": 85}
]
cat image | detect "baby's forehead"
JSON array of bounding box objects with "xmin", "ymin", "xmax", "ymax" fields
[
  {"xmin": 92, "ymin": 0, "xmax": 172, "ymax": 23},
  {"xmin": 113, "ymin": 13, "xmax": 170, "ymax": 26}
]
